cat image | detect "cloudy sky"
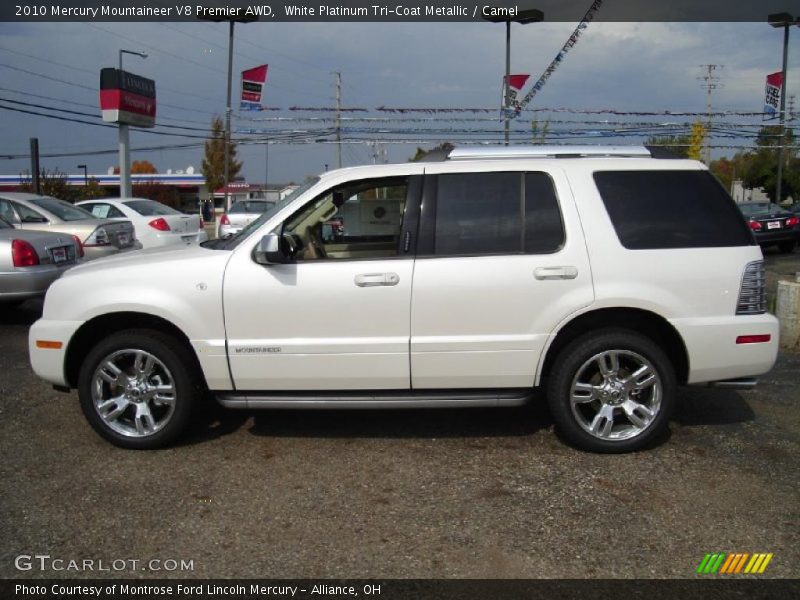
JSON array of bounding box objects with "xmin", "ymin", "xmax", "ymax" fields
[{"xmin": 0, "ymin": 19, "xmax": 798, "ymax": 184}]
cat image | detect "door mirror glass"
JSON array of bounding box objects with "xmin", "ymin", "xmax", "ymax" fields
[{"xmin": 254, "ymin": 233, "xmax": 290, "ymax": 265}]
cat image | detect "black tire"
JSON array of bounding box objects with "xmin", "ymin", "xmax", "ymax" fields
[
  {"xmin": 78, "ymin": 329, "xmax": 200, "ymax": 449},
  {"xmin": 546, "ymin": 329, "xmax": 676, "ymax": 453},
  {"xmin": 778, "ymin": 241, "xmax": 796, "ymax": 254}
]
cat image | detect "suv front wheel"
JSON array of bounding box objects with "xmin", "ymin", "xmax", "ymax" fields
[
  {"xmin": 546, "ymin": 329, "xmax": 676, "ymax": 453},
  {"xmin": 78, "ymin": 330, "xmax": 198, "ymax": 449}
]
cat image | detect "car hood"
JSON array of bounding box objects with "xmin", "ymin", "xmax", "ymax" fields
[{"xmin": 62, "ymin": 243, "xmax": 227, "ymax": 277}]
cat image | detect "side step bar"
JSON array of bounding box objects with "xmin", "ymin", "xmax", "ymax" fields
[
  {"xmin": 704, "ymin": 378, "xmax": 758, "ymax": 390},
  {"xmin": 217, "ymin": 389, "xmax": 534, "ymax": 409}
]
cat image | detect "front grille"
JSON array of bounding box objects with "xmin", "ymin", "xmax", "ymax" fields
[{"xmin": 736, "ymin": 260, "xmax": 766, "ymax": 315}]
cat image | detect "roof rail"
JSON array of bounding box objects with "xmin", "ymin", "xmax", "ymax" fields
[{"xmin": 447, "ymin": 145, "xmax": 652, "ymax": 160}]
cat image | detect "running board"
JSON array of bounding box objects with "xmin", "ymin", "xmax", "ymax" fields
[
  {"xmin": 704, "ymin": 378, "xmax": 758, "ymax": 390},
  {"xmin": 216, "ymin": 389, "xmax": 533, "ymax": 409}
]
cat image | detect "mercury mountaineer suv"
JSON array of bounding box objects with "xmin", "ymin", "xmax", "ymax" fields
[{"xmin": 28, "ymin": 146, "xmax": 779, "ymax": 452}]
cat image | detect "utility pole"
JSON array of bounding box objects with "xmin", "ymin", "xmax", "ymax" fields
[
  {"xmin": 334, "ymin": 72, "xmax": 342, "ymax": 169},
  {"xmin": 768, "ymin": 12, "xmax": 797, "ymax": 204},
  {"xmin": 29, "ymin": 138, "xmax": 40, "ymax": 195},
  {"xmin": 698, "ymin": 64, "xmax": 723, "ymax": 165}
]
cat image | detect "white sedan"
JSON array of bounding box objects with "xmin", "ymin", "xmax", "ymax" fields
[{"xmin": 77, "ymin": 198, "xmax": 208, "ymax": 249}]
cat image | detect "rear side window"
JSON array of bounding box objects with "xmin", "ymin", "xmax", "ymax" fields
[
  {"xmin": 594, "ymin": 170, "xmax": 753, "ymax": 249},
  {"xmin": 431, "ymin": 171, "xmax": 564, "ymax": 256}
]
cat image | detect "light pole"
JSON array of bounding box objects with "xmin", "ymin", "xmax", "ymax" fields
[
  {"xmin": 484, "ymin": 6, "xmax": 544, "ymax": 145},
  {"xmin": 198, "ymin": 15, "xmax": 257, "ymax": 212},
  {"xmin": 768, "ymin": 13, "xmax": 798, "ymax": 203},
  {"xmin": 77, "ymin": 164, "xmax": 88, "ymax": 188},
  {"xmin": 118, "ymin": 49, "xmax": 147, "ymax": 198}
]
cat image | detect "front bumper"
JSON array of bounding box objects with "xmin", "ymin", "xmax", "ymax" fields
[{"xmin": 28, "ymin": 318, "xmax": 84, "ymax": 387}]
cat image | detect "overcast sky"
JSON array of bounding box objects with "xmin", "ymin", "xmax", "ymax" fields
[{"xmin": 0, "ymin": 20, "xmax": 798, "ymax": 184}]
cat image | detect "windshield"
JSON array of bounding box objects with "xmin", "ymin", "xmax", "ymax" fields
[
  {"xmin": 124, "ymin": 199, "xmax": 183, "ymax": 216},
  {"xmin": 29, "ymin": 197, "xmax": 95, "ymax": 221},
  {"xmin": 206, "ymin": 177, "xmax": 320, "ymax": 250},
  {"xmin": 229, "ymin": 200, "xmax": 272, "ymax": 214}
]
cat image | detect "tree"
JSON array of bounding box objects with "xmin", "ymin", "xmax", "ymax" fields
[
  {"xmin": 530, "ymin": 119, "xmax": 550, "ymax": 143},
  {"xmin": 202, "ymin": 116, "xmax": 241, "ymax": 194},
  {"xmin": 645, "ymin": 133, "xmax": 692, "ymax": 158},
  {"xmin": 409, "ymin": 142, "xmax": 454, "ymax": 162},
  {"xmin": 131, "ymin": 160, "xmax": 158, "ymax": 174},
  {"xmin": 687, "ymin": 121, "xmax": 707, "ymax": 161},
  {"xmin": 76, "ymin": 178, "xmax": 107, "ymax": 201},
  {"xmin": 741, "ymin": 125, "xmax": 798, "ymax": 202},
  {"xmin": 18, "ymin": 168, "xmax": 77, "ymax": 201}
]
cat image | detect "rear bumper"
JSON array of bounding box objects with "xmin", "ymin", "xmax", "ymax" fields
[
  {"xmin": 0, "ymin": 264, "xmax": 73, "ymax": 300},
  {"xmin": 670, "ymin": 314, "xmax": 780, "ymax": 384},
  {"xmin": 754, "ymin": 229, "xmax": 800, "ymax": 245}
]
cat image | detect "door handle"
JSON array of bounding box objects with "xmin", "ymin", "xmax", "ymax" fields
[
  {"xmin": 354, "ymin": 273, "xmax": 400, "ymax": 287},
  {"xmin": 534, "ymin": 266, "xmax": 578, "ymax": 280}
]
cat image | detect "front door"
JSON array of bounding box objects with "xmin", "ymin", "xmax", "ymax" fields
[{"xmin": 223, "ymin": 175, "xmax": 421, "ymax": 391}]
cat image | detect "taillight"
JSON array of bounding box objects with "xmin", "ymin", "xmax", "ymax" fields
[
  {"xmin": 71, "ymin": 235, "xmax": 84, "ymax": 258},
  {"xmin": 11, "ymin": 239, "xmax": 40, "ymax": 267},
  {"xmin": 786, "ymin": 216, "xmax": 799, "ymax": 227},
  {"xmin": 220, "ymin": 214, "xmax": 230, "ymax": 226},
  {"xmin": 149, "ymin": 217, "xmax": 171, "ymax": 231},
  {"xmin": 736, "ymin": 261, "xmax": 766, "ymax": 315},
  {"xmin": 84, "ymin": 226, "xmax": 110, "ymax": 246},
  {"xmin": 748, "ymin": 220, "xmax": 762, "ymax": 231}
]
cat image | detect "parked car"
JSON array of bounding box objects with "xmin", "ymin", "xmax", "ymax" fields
[
  {"xmin": 217, "ymin": 200, "xmax": 274, "ymax": 238},
  {"xmin": 787, "ymin": 202, "xmax": 800, "ymax": 217},
  {"xmin": 77, "ymin": 198, "xmax": 208, "ymax": 249},
  {"xmin": 0, "ymin": 215, "xmax": 81, "ymax": 305},
  {"xmin": 0, "ymin": 193, "xmax": 141, "ymax": 261},
  {"xmin": 29, "ymin": 146, "xmax": 778, "ymax": 453},
  {"xmin": 738, "ymin": 201, "xmax": 799, "ymax": 253}
]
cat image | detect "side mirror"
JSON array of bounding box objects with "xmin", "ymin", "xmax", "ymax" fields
[{"xmin": 254, "ymin": 233, "xmax": 290, "ymax": 265}]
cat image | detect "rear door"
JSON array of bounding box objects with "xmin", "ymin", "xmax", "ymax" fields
[{"xmin": 410, "ymin": 164, "xmax": 594, "ymax": 389}]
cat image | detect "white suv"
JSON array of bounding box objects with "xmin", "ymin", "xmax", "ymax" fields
[{"xmin": 28, "ymin": 146, "xmax": 779, "ymax": 452}]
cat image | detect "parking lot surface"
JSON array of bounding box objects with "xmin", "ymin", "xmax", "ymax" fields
[{"xmin": 1, "ymin": 254, "xmax": 798, "ymax": 580}]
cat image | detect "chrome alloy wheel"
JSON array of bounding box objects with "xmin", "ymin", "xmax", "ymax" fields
[
  {"xmin": 569, "ymin": 349, "xmax": 662, "ymax": 441},
  {"xmin": 91, "ymin": 349, "xmax": 176, "ymax": 438}
]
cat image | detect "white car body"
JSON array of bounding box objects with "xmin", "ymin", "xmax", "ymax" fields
[
  {"xmin": 76, "ymin": 198, "xmax": 208, "ymax": 249},
  {"xmin": 29, "ymin": 146, "xmax": 780, "ymax": 451}
]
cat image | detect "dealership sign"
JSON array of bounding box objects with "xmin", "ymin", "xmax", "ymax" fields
[
  {"xmin": 241, "ymin": 64, "xmax": 268, "ymax": 110},
  {"xmin": 99, "ymin": 68, "xmax": 156, "ymax": 127},
  {"xmin": 763, "ymin": 71, "xmax": 782, "ymax": 120}
]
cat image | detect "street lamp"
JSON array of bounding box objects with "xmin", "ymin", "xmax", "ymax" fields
[
  {"xmin": 484, "ymin": 5, "xmax": 544, "ymax": 145},
  {"xmin": 767, "ymin": 12, "xmax": 799, "ymax": 203},
  {"xmin": 118, "ymin": 49, "xmax": 147, "ymax": 198},
  {"xmin": 77, "ymin": 164, "xmax": 88, "ymax": 187},
  {"xmin": 197, "ymin": 14, "xmax": 258, "ymax": 212}
]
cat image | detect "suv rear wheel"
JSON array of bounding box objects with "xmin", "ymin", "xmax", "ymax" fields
[
  {"xmin": 546, "ymin": 329, "xmax": 676, "ymax": 453},
  {"xmin": 77, "ymin": 329, "xmax": 198, "ymax": 449}
]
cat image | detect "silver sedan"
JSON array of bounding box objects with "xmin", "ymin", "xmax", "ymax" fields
[{"xmin": 0, "ymin": 216, "xmax": 81, "ymax": 305}]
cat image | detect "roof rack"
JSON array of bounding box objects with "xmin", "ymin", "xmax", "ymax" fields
[{"xmin": 447, "ymin": 145, "xmax": 652, "ymax": 160}]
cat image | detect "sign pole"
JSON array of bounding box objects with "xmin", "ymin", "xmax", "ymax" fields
[
  {"xmin": 29, "ymin": 137, "xmax": 40, "ymax": 195},
  {"xmin": 776, "ymin": 22, "xmax": 790, "ymax": 203},
  {"xmin": 118, "ymin": 51, "xmax": 131, "ymax": 198}
]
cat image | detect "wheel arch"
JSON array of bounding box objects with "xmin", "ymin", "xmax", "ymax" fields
[
  {"xmin": 538, "ymin": 307, "xmax": 689, "ymax": 386},
  {"xmin": 64, "ymin": 312, "xmax": 205, "ymax": 389}
]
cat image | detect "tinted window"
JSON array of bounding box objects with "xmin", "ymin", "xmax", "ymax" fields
[
  {"xmin": 123, "ymin": 199, "xmax": 181, "ymax": 216},
  {"xmin": 433, "ymin": 172, "xmax": 563, "ymax": 256},
  {"xmin": 594, "ymin": 171, "xmax": 753, "ymax": 249}
]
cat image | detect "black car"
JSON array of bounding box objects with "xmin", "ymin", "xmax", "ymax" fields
[{"xmin": 738, "ymin": 202, "xmax": 799, "ymax": 253}]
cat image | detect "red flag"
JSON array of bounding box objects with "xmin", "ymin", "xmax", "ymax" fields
[{"xmin": 507, "ymin": 74, "xmax": 530, "ymax": 91}]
